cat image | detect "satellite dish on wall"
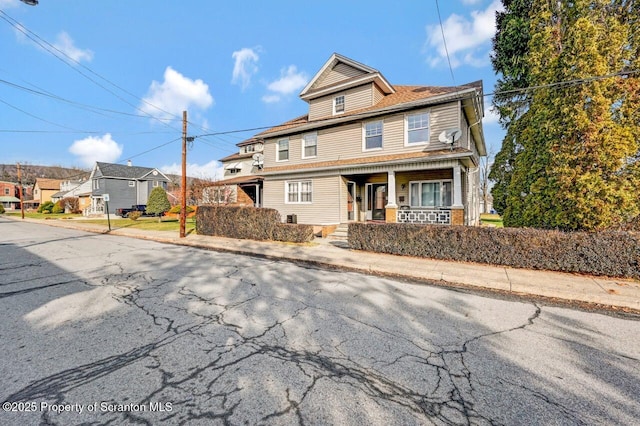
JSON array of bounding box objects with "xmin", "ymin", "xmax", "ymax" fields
[
  {"xmin": 252, "ymin": 153, "xmax": 264, "ymax": 168},
  {"xmin": 438, "ymin": 128, "xmax": 462, "ymax": 145}
]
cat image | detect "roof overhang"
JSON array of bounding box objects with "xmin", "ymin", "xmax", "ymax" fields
[
  {"xmin": 264, "ymin": 87, "xmax": 479, "ymax": 140},
  {"xmin": 301, "ymin": 73, "xmax": 394, "ymax": 101}
]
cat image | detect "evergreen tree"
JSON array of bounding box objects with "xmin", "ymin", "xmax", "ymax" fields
[
  {"xmin": 489, "ymin": 0, "xmax": 533, "ymax": 215},
  {"xmin": 492, "ymin": 0, "xmax": 640, "ymax": 230},
  {"xmin": 146, "ymin": 186, "xmax": 171, "ymax": 222}
]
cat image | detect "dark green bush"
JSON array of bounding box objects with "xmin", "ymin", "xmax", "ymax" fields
[
  {"xmin": 0, "ymin": 204, "xmax": 5, "ymax": 214},
  {"xmin": 348, "ymin": 223, "xmax": 640, "ymax": 279},
  {"xmin": 38, "ymin": 201, "xmax": 54, "ymax": 213},
  {"xmin": 196, "ymin": 206, "xmax": 313, "ymax": 243}
]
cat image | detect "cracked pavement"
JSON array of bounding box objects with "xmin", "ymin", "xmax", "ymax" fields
[{"xmin": 1, "ymin": 218, "xmax": 639, "ymax": 425}]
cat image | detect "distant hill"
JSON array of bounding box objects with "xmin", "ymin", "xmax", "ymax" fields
[{"xmin": 0, "ymin": 164, "xmax": 90, "ymax": 185}]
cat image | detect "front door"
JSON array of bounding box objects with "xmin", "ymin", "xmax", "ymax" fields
[
  {"xmin": 347, "ymin": 181, "xmax": 356, "ymax": 221},
  {"xmin": 365, "ymin": 183, "xmax": 387, "ymax": 221}
]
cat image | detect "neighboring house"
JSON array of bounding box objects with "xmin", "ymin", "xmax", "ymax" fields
[
  {"xmin": 59, "ymin": 179, "xmax": 93, "ymax": 212},
  {"xmin": 51, "ymin": 180, "xmax": 85, "ymax": 203},
  {"xmin": 86, "ymin": 161, "xmax": 170, "ymax": 215},
  {"xmin": 206, "ymin": 137, "xmax": 264, "ymax": 206},
  {"xmin": 0, "ymin": 181, "xmax": 21, "ymax": 210},
  {"xmin": 256, "ymin": 53, "xmax": 486, "ymax": 228},
  {"xmin": 32, "ymin": 178, "xmax": 64, "ymax": 208}
]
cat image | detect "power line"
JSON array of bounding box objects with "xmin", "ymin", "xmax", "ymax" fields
[
  {"xmin": 0, "ymin": 10, "xmax": 183, "ymax": 132},
  {"xmin": 435, "ymin": 0, "xmax": 457, "ymax": 86}
]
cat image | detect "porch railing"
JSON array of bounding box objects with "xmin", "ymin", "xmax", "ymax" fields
[{"xmin": 397, "ymin": 208, "xmax": 451, "ymax": 225}]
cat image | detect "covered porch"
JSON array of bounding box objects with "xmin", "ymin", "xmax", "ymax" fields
[{"xmin": 341, "ymin": 162, "xmax": 475, "ymax": 226}]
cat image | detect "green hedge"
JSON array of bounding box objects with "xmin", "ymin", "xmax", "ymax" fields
[
  {"xmin": 196, "ymin": 206, "xmax": 313, "ymax": 243},
  {"xmin": 348, "ymin": 223, "xmax": 640, "ymax": 279}
]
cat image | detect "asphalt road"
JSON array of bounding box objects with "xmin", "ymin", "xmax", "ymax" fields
[{"xmin": 1, "ymin": 217, "xmax": 639, "ymax": 425}]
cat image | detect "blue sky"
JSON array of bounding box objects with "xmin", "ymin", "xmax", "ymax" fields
[{"xmin": 0, "ymin": 0, "xmax": 503, "ymax": 178}]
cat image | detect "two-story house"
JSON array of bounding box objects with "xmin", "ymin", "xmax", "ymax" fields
[
  {"xmin": 258, "ymin": 53, "xmax": 486, "ymax": 229},
  {"xmin": 86, "ymin": 161, "xmax": 169, "ymax": 215},
  {"xmin": 32, "ymin": 178, "xmax": 64, "ymax": 208},
  {"xmin": 0, "ymin": 180, "xmax": 22, "ymax": 210},
  {"xmin": 208, "ymin": 137, "xmax": 264, "ymax": 206}
]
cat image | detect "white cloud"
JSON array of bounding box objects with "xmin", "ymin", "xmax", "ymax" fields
[
  {"xmin": 483, "ymin": 99, "xmax": 500, "ymax": 125},
  {"xmin": 53, "ymin": 31, "xmax": 94, "ymax": 63},
  {"xmin": 267, "ymin": 65, "xmax": 308, "ymax": 94},
  {"xmin": 231, "ymin": 47, "xmax": 260, "ymax": 91},
  {"xmin": 69, "ymin": 134, "xmax": 122, "ymax": 167},
  {"xmin": 262, "ymin": 65, "xmax": 308, "ymax": 103},
  {"xmin": 261, "ymin": 94, "xmax": 280, "ymax": 103},
  {"xmin": 161, "ymin": 160, "xmax": 224, "ymax": 180},
  {"xmin": 425, "ymin": 0, "xmax": 503, "ymax": 69},
  {"xmin": 0, "ymin": 0, "xmax": 20, "ymax": 9},
  {"xmin": 140, "ymin": 67, "xmax": 214, "ymax": 121}
]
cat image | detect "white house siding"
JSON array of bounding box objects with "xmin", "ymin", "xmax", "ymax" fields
[
  {"xmin": 308, "ymin": 84, "xmax": 375, "ymax": 120},
  {"xmin": 263, "ymin": 174, "xmax": 342, "ymax": 225},
  {"xmin": 264, "ymin": 102, "xmax": 461, "ymax": 168},
  {"xmin": 221, "ymin": 157, "xmax": 259, "ymax": 179}
]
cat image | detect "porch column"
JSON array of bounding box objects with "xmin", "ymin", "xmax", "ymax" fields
[
  {"xmin": 385, "ymin": 171, "xmax": 398, "ymax": 223},
  {"xmin": 452, "ymin": 164, "xmax": 463, "ymax": 208},
  {"xmin": 451, "ymin": 164, "xmax": 464, "ymax": 225}
]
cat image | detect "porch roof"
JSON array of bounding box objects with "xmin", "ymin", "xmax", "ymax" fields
[{"xmin": 262, "ymin": 147, "xmax": 472, "ymax": 175}]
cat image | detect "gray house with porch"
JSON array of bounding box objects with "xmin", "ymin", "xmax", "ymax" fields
[{"xmin": 86, "ymin": 161, "xmax": 169, "ymax": 215}]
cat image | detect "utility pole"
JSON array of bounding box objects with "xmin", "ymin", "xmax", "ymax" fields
[
  {"xmin": 17, "ymin": 162, "xmax": 24, "ymax": 219},
  {"xmin": 180, "ymin": 111, "xmax": 188, "ymax": 238}
]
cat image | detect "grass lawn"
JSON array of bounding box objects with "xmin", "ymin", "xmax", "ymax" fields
[
  {"xmin": 5, "ymin": 212, "xmax": 82, "ymax": 220},
  {"xmin": 83, "ymin": 217, "xmax": 197, "ymax": 233},
  {"xmin": 480, "ymin": 213, "xmax": 504, "ymax": 228}
]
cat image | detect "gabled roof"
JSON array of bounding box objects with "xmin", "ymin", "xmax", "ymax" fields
[
  {"xmin": 34, "ymin": 178, "xmax": 63, "ymax": 190},
  {"xmin": 299, "ymin": 53, "xmax": 394, "ymax": 100},
  {"xmin": 93, "ymin": 162, "xmax": 169, "ymax": 180}
]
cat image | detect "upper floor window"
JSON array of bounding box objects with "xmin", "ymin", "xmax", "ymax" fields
[
  {"xmin": 409, "ymin": 180, "xmax": 452, "ymax": 207},
  {"xmin": 363, "ymin": 120, "xmax": 383, "ymax": 151},
  {"xmin": 406, "ymin": 112, "xmax": 430, "ymax": 145},
  {"xmin": 245, "ymin": 144, "xmax": 255, "ymax": 153},
  {"xmin": 4, "ymin": 188, "xmax": 9, "ymax": 195},
  {"xmin": 92, "ymin": 180, "xmax": 99, "ymax": 190},
  {"xmin": 334, "ymin": 95, "xmax": 345, "ymax": 114},
  {"xmin": 277, "ymin": 139, "xmax": 289, "ymax": 162},
  {"xmin": 286, "ymin": 180, "xmax": 312, "ymax": 204},
  {"xmin": 128, "ymin": 181, "xmax": 135, "ymax": 187},
  {"xmin": 302, "ymin": 133, "xmax": 317, "ymax": 158}
]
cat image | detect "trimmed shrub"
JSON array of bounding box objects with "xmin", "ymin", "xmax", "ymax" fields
[
  {"xmin": 168, "ymin": 205, "xmax": 195, "ymax": 214},
  {"xmin": 196, "ymin": 206, "xmax": 314, "ymax": 243},
  {"xmin": 128, "ymin": 211, "xmax": 142, "ymax": 221},
  {"xmin": 348, "ymin": 223, "xmax": 640, "ymax": 279},
  {"xmin": 0, "ymin": 204, "xmax": 5, "ymax": 214},
  {"xmin": 52, "ymin": 201, "xmax": 64, "ymax": 214},
  {"xmin": 38, "ymin": 201, "xmax": 54, "ymax": 214}
]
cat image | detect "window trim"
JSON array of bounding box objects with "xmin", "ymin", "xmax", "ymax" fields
[
  {"xmin": 333, "ymin": 95, "xmax": 345, "ymax": 115},
  {"xmin": 301, "ymin": 132, "xmax": 317, "ymax": 159},
  {"xmin": 128, "ymin": 180, "xmax": 135, "ymax": 187},
  {"xmin": 276, "ymin": 138, "xmax": 289, "ymax": 162},
  {"xmin": 284, "ymin": 180, "xmax": 313, "ymax": 204},
  {"xmin": 408, "ymin": 179, "xmax": 453, "ymax": 208},
  {"xmin": 362, "ymin": 120, "xmax": 384, "ymax": 151},
  {"xmin": 153, "ymin": 180, "xmax": 160, "ymax": 188},
  {"xmin": 404, "ymin": 111, "xmax": 430, "ymax": 146}
]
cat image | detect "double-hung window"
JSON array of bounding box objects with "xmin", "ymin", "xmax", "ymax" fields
[
  {"xmin": 286, "ymin": 181, "xmax": 312, "ymax": 204},
  {"xmin": 406, "ymin": 112, "xmax": 430, "ymax": 145},
  {"xmin": 334, "ymin": 95, "xmax": 345, "ymax": 114},
  {"xmin": 277, "ymin": 139, "xmax": 289, "ymax": 162},
  {"xmin": 302, "ymin": 132, "xmax": 317, "ymax": 158},
  {"xmin": 363, "ymin": 120, "xmax": 383, "ymax": 150},
  {"xmin": 409, "ymin": 181, "xmax": 452, "ymax": 207}
]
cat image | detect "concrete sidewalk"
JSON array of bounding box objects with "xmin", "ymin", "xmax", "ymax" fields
[{"xmin": 9, "ymin": 216, "xmax": 640, "ymax": 313}]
